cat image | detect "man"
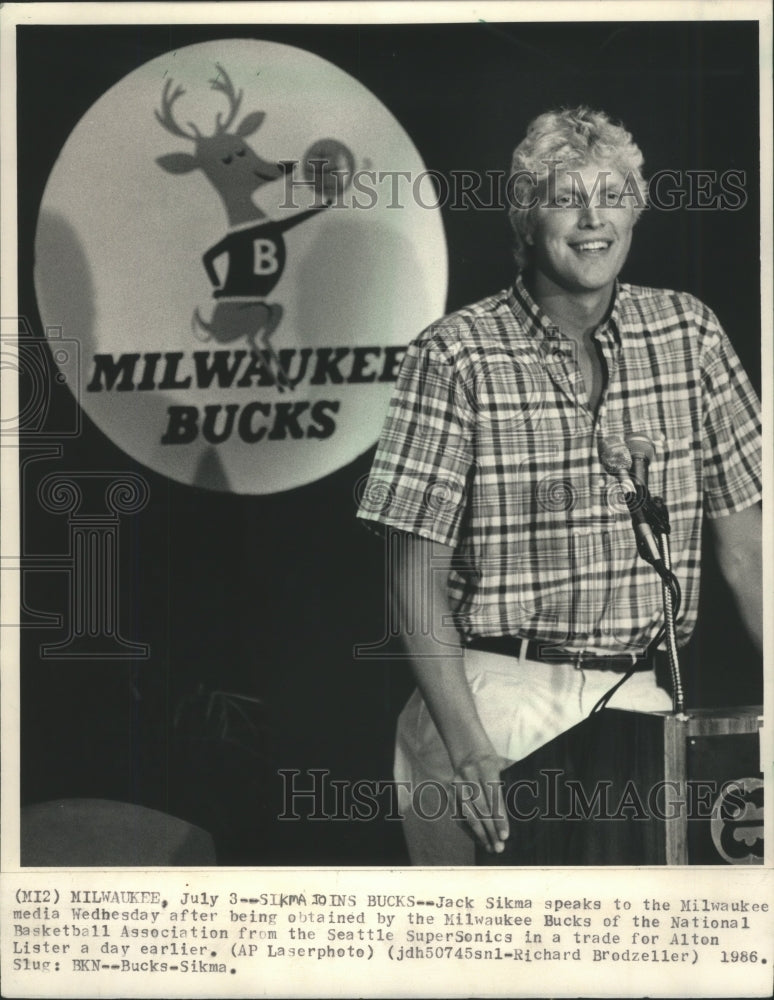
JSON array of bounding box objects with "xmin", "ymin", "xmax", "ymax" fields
[{"xmin": 356, "ymin": 107, "xmax": 762, "ymax": 865}]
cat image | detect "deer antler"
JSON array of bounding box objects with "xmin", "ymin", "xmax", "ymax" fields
[
  {"xmin": 155, "ymin": 78, "xmax": 199, "ymax": 140},
  {"xmin": 210, "ymin": 63, "xmax": 243, "ymax": 134}
]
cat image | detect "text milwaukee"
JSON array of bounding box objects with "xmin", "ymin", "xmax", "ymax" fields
[
  {"xmin": 86, "ymin": 347, "xmax": 406, "ymax": 445},
  {"xmin": 86, "ymin": 347, "xmax": 406, "ymax": 393},
  {"xmin": 70, "ymin": 891, "xmax": 161, "ymax": 904},
  {"xmin": 679, "ymin": 899, "xmax": 768, "ymax": 912}
]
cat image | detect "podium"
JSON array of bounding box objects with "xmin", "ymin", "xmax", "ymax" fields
[{"xmin": 478, "ymin": 707, "xmax": 763, "ymax": 866}]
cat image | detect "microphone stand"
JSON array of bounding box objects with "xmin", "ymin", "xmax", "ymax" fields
[
  {"xmin": 597, "ymin": 439, "xmax": 687, "ymax": 718},
  {"xmin": 641, "ymin": 495, "xmax": 687, "ymax": 717}
]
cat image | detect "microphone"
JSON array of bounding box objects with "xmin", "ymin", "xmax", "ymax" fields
[
  {"xmin": 626, "ymin": 433, "xmax": 656, "ymax": 497},
  {"xmin": 599, "ymin": 435, "xmax": 662, "ymax": 567},
  {"xmin": 598, "ymin": 435, "xmax": 631, "ymax": 478}
]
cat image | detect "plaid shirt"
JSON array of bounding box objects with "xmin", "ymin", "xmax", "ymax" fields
[{"xmin": 357, "ymin": 274, "xmax": 761, "ymax": 655}]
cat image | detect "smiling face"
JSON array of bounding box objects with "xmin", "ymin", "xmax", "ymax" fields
[
  {"xmin": 198, "ymin": 133, "xmax": 284, "ymax": 193},
  {"xmin": 526, "ymin": 161, "xmax": 636, "ymax": 298}
]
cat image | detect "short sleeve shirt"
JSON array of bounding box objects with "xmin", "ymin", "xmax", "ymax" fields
[{"xmin": 356, "ymin": 275, "xmax": 761, "ymax": 655}]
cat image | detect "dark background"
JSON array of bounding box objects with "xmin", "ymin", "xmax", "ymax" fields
[{"xmin": 16, "ymin": 20, "xmax": 761, "ymax": 864}]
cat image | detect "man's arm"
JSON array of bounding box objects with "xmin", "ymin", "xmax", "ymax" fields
[
  {"xmin": 707, "ymin": 504, "xmax": 762, "ymax": 652},
  {"xmin": 390, "ymin": 531, "xmax": 509, "ymax": 854}
]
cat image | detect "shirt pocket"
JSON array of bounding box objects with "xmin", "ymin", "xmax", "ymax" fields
[
  {"xmin": 629, "ymin": 429, "xmax": 701, "ymax": 566},
  {"xmin": 643, "ymin": 431, "xmax": 698, "ymax": 501}
]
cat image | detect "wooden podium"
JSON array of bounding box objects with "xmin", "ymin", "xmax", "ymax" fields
[{"xmin": 478, "ymin": 707, "xmax": 763, "ymax": 866}]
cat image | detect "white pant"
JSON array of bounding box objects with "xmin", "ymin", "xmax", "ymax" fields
[{"xmin": 394, "ymin": 647, "xmax": 673, "ymax": 865}]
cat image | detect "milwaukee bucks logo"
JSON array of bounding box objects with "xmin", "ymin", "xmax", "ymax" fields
[{"xmin": 34, "ymin": 38, "xmax": 447, "ymax": 493}]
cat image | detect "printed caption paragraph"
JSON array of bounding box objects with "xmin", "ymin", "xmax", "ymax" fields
[{"xmin": 2, "ymin": 869, "xmax": 773, "ymax": 997}]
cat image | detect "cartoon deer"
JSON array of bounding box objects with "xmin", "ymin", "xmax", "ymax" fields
[{"xmin": 155, "ymin": 64, "xmax": 327, "ymax": 389}]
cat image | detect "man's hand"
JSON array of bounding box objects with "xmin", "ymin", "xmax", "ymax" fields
[{"xmin": 451, "ymin": 749, "xmax": 509, "ymax": 855}]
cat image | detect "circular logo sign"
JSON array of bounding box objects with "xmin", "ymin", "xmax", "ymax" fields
[
  {"xmin": 35, "ymin": 39, "xmax": 447, "ymax": 493},
  {"xmin": 710, "ymin": 777, "xmax": 763, "ymax": 865}
]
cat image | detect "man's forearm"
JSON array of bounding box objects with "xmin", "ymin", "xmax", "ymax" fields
[
  {"xmin": 399, "ymin": 626, "xmax": 495, "ymax": 769},
  {"xmin": 710, "ymin": 505, "xmax": 763, "ymax": 653},
  {"xmin": 721, "ymin": 555, "xmax": 762, "ymax": 652},
  {"xmin": 391, "ymin": 531, "xmax": 509, "ymax": 852},
  {"xmin": 391, "ymin": 532, "xmax": 496, "ymax": 765}
]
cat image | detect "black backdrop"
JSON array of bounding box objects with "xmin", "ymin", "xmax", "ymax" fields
[{"xmin": 17, "ymin": 20, "xmax": 761, "ymax": 864}]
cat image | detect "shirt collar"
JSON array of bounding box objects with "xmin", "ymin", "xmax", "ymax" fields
[{"xmin": 510, "ymin": 271, "xmax": 626, "ymax": 345}]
